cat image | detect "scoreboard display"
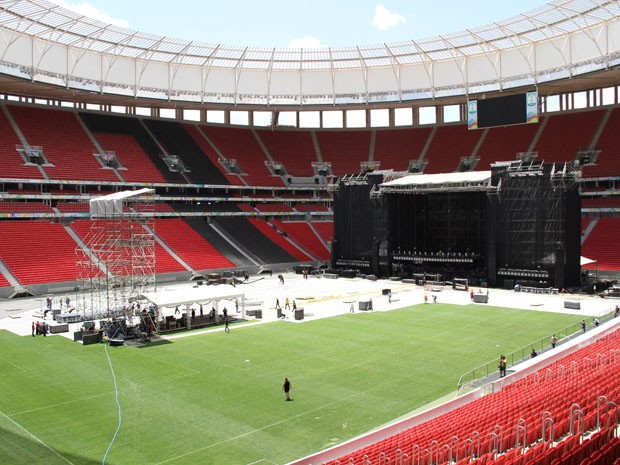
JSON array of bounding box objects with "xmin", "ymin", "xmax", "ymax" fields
[{"xmin": 468, "ymin": 91, "xmax": 538, "ymax": 129}]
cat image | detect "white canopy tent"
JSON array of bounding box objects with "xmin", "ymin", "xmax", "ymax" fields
[
  {"xmin": 140, "ymin": 286, "xmax": 246, "ymax": 331},
  {"xmin": 89, "ymin": 188, "xmax": 155, "ymax": 218},
  {"xmin": 581, "ymin": 256, "xmax": 596, "ymax": 266}
]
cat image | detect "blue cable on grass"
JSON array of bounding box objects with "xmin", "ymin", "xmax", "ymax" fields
[{"xmin": 102, "ymin": 343, "xmax": 122, "ymax": 465}]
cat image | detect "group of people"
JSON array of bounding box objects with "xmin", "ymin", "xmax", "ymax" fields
[
  {"xmin": 31, "ymin": 320, "xmax": 49, "ymax": 337},
  {"xmin": 46, "ymin": 295, "xmax": 71, "ymax": 311},
  {"xmin": 275, "ymin": 298, "xmax": 297, "ymax": 316},
  {"xmin": 498, "ymin": 313, "xmax": 617, "ymax": 378}
]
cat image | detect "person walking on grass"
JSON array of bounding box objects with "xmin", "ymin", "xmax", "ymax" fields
[{"xmin": 283, "ymin": 377, "xmax": 292, "ymax": 401}]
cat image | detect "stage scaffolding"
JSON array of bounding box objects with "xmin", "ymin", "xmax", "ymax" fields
[{"xmin": 75, "ymin": 189, "xmax": 156, "ymax": 321}]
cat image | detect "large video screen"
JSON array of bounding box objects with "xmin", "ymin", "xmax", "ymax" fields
[{"xmin": 468, "ymin": 91, "xmax": 538, "ymax": 130}]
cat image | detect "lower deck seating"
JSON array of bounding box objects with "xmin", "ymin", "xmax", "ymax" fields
[
  {"xmin": 581, "ymin": 217, "xmax": 620, "ymax": 271},
  {"xmin": 273, "ymin": 220, "xmax": 330, "ymax": 261},
  {"xmin": 311, "ymin": 221, "xmax": 334, "ymax": 244},
  {"xmin": 327, "ymin": 329, "xmax": 620, "ymax": 465},
  {"xmin": 0, "ymin": 221, "xmax": 80, "ymax": 284},
  {"xmin": 0, "ymin": 269, "xmax": 11, "ymax": 287},
  {"xmin": 153, "ymin": 219, "xmax": 235, "ymax": 271},
  {"xmin": 247, "ymin": 218, "xmax": 312, "ymax": 261}
]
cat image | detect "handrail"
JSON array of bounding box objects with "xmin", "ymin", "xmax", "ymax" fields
[
  {"xmin": 457, "ymin": 306, "xmax": 618, "ymax": 392},
  {"xmin": 569, "ymin": 403, "xmax": 584, "ymax": 436},
  {"xmin": 542, "ymin": 411, "xmax": 554, "ymax": 443},
  {"xmin": 515, "ymin": 419, "xmax": 527, "ymax": 449}
]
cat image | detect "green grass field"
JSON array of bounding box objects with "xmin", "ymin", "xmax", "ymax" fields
[{"xmin": 0, "ymin": 304, "xmax": 585, "ymax": 465}]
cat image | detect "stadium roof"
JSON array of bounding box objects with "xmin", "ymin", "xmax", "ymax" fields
[{"xmin": 0, "ymin": 0, "xmax": 619, "ymax": 107}]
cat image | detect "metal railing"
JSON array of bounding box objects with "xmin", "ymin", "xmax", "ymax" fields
[{"xmin": 457, "ymin": 306, "xmax": 619, "ymax": 393}]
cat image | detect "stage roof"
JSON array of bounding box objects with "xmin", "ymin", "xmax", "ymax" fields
[
  {"xmin": 89, "ymin": 188, "xmax": 154, "ymax": 218},
  {"xmin": 381, "ymin": 171, "xmax": 492, "ymax": 187},
  {"xmin": 140, "ymin": 286, "xmax": 244, "ymax": 308}
]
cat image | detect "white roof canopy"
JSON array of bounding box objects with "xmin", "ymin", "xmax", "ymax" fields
[{"xmin": 382, "ymin": 171, "xmax": 492, "ymax": 187}]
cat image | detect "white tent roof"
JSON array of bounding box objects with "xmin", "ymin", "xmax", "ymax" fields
[
  {"xmin": 89, "ymin": 188, "xmax": 154, "ymax": 217},
  {"xmin": 580, "ymin": 256, "xmax": 596, "ymax": 266},
  {"xmin": 381, "ymin": 171, "xmax": 492, "ymax": 187},
  {"xmin": 140, "ymin": 286, "xmax": 244, "ymax": 308}
]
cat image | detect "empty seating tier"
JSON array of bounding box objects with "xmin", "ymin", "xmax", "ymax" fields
[
  {"xmin": 0, "ymin": 107, "xmax": 44, "ymax": 180},
  {"xmin": 424, "ymin": 125, "xmax": 483, "ymax": 174},
  {"xmin": 93, "ymin": 132, "xmax": 166, "ymax": 183},
  {"xmin": 327, "ymin": 328, "xmax": 620, "ymax": 465},
  {"xmin": 0, "ymin": 202, "xmax": 53, "ymax": 214},
  {"xmin": 476, "ymin": 124, "xmax": 540, "ymax": 170},
  {"xmin": 183, "ymin": 124, "xmax": 244, "ymax": 186},
  {"xmin": 315, "ymin": 130, "xmax": 371, "ymax": 176},
  {"xmin": 581, "ymin": 217, "xmax": 620, "ymax": 271},
  {"xmin": 246, "ymin": 218, "xmax": 312, "ymax": 262},
  {"xmin": 256, "ymin": 129, "xmax": 317, "ymax": 177},
  {"xmin": 273, "ymin": 220, "xmax": 330, "ymax": 261},
  {"xmin": 374, "ymin": 127, "xmax": 433, "ymax": 172},
  {"xmin": 311, "ymin": 221, "xmax": 334, "ymax": 243},
  {"xmin": 8, "ymin": 106, "xmax": 119, "ymax": 182},
  {"xmin": 533, "ymin": 111, "xmax": 605, "ymax": 164},
  {"xmin": 581, "ymin": 108, "xmax": 620, "ymax": 178},
  {"xmin": 200, "ymin": 125, "xmax": 282, "ymax": 186},
  {"xmin": 152, "ymin": 219, "xmax": 235, "ymax": 271},
  {"xmin": 0, "ymin": 221, "xmax": 80, "ymax": 284}
]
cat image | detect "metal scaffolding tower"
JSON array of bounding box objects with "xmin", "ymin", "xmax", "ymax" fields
[{"xmin": 75, "ymin": 189, "xmax": 156, "ymax": 321}]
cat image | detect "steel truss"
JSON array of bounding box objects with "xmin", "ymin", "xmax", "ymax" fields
[{"xmin": 75, "ymin": 193, "xmax": 156, "ymax": 321}]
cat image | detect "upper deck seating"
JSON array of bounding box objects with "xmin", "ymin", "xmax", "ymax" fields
[
  {"xmin": 532, "ymin": 111, "xmax": 604, "ymax": 164},
  {"xmin": 424, "ymin": 125, "xmax": 482, "ymax": 174},
  {"xmin": 200, "ymin": 126, "xmax": 283, "ymax": 186},
  {"xmin": 0, "ymin": 107, "xmax": 44, "ymax": 180},
  {"xmin": 374, "ymin": 127, "xmax": 432, "ymax": 172},
  {"xmin": 255, "ymin": 129, "xmax": 318, "ymax": 177},
  {"xmin": 9, "ymin": 106, "xmax": 118, "ymax": 182},
  {"xmin": 315, "ymin": 130, "xmax": 372, "ymax": 176},
  {"xmin": 93, "ymin": 132, "xmax": 167, "ymax": 183}
]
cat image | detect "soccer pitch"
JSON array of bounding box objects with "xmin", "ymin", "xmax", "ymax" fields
[{"xmin": 0, "ymin": 304, "xmax": 582, "ymax": 465}]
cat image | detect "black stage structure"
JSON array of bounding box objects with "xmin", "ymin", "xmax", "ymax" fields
[{"xmin": 331, "ymin": 161, "xmax": 581, "ymax": 289}]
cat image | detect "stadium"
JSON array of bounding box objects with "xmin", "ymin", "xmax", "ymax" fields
[{"xmin": 1, "ymin": 0, "xmax": 620, "ymax": 464}]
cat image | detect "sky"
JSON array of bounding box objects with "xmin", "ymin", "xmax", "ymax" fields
[{"xmin": 48, "ymin": 0, "xmax": 551, "ymax": 48}]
